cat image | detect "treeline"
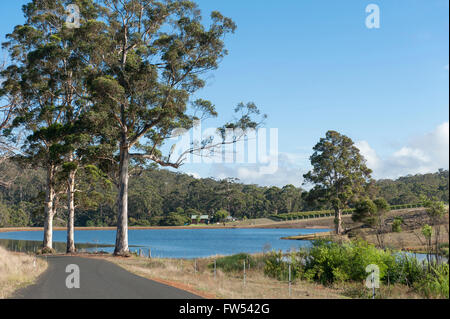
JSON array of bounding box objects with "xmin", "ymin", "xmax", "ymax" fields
[
  {"xmin": 0, "ymin": 160, "xmax": 448, "ymax": 228},
  {"xmin": 377, "ymin": 169, "xmax": 449, "ymax": 204}
]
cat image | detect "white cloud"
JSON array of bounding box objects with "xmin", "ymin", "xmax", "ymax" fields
[
  {"xmin": 208, "ymin": 152, "xmax": 308, "ymax": 188},
  {"xmin": 355, "ymin": 140, "xmax": 381, "ymax": 170},
  {"xmin": 186, "ymin": 172, "xmax": 201, "ymax": 179},
  {"xmin": 356, "ymin": 122, "xmax": 449, "ymax": 179}
]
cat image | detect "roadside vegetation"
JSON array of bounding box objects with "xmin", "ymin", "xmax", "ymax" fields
[
  {"xmin": 265, "ymin": 239, "xmax": 448, "ymax": 299},
  {"xmin": 110, "ymin": 236, "xmax": 448, "ymax": 299},
  {"xmin": 109, "ymin": 200, "xmax": 448, "ymax": 300},
  {"xmin": 0, "ymin": 246, "xmax": 47, "ymax": 298},
  {"xmin": 109, "ymin": 253, "xmax": 345, "ymax": 299}
]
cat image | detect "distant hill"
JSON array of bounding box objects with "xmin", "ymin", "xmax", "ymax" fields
[{"xmin": 376, "ymin": 169, "xmax": 449, "ymax": 205}]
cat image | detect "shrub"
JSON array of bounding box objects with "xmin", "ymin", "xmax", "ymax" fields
[
  {"xmin": 415, "ymin": 263, "xmax": 449, "ymax": 299},
  {"xmin": 301, "ymin": 240, "xmax": 399, "ymax": 285},
  {"xmin": 386, "ymin": 254, "xmax": 425, "ymax": 286},
  {"xmin": 158, "ymin": 213, "xmax": 190, "ymax": 226},
  {"xmin": 212, "ymin": 253, "xmax": 254, "ymax": 273},
  {"xmin": 392, "ymin": 218, "xmax": 403, "ymax": 233},
  {"xmin": 262, "ymin": 238, "xmax": 447, "ymax": 298},
  {"xmin": 130, "ymin": 219, "xmax": 151, "ymax": 226},
  {"xmin": 263, "ymin": 250, "xmax": 304, "ymax": 281}
]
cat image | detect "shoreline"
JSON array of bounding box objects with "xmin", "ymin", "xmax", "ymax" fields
[{"xmin": 0, "ymin": 224, "xmax": 330, "ymax": 233}]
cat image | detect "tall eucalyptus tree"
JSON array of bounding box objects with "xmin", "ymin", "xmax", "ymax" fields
[
  {"xmin": 1, "ymin": 0, "xmax": 103, "ymax": 251},
  {"xmin": 90, "ymin": 0, "xmax": 263, "ymax": 255}
]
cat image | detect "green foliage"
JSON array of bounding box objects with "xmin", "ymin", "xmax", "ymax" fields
[
  {"xmin": 0, "ymin": 157, "xmax": 446, "ymax": 228},
  {"xmin": 301, "ymin": 240, "xmax": 394, "ymax": 285},
  {"xmin": 424, "ymin": 200, "xmax": 447, "ymax": 220},
  {"xmin": 422, "ymin": 224, "xmax": 433, "ymax": 240},
  {"xmin": 214, "ymin": 209, "xmax": 229, "ymax": 222},
  {"xmin": 303, "ymin": 131, "xmax": 373, "ymax": 233},
  {"xmin": 158, "ymin": 213, "xmax": 190, "ymax": 226},
  {"xmin": 373, "ymin": 198, "xmax": 390, "ymax": 212},
  {"xmin": 352, "ymin": 199, "xmax": 378, "ymax": 226},
  {"xmin": 129, "ymin": 218, "xmax": 151, "ymax": 227},
  {"xmin": 0, "ymin": 201, "xmax": 11, "ymax": 227},
  {"xmin": 263, "ymin": 250, "xmax": 304, "ymax": 281},
  {"xmin": 392, "ymin": 218, "xmax": 403, "ymax": 233},
  {"xmin": 352, "ymin": 197, "xmax": 390, "ymax": 228},
  {"xmin": 376, "ymin": 170, "xmax": 449, "ymax": 205},
  {"xmin": 415, "ymin": 263, "xmax": 449, "ymax": 299},
  {"xmin": 261, "ymin": 239, "xmax": 449, "ymax": 298},
  {"xmin": 8, "ymin": 208, "xmax": 29, "ymax": 227},
  {"xmin": 212, "ymin": 253, "xmax": 254, "ymax": 273}
]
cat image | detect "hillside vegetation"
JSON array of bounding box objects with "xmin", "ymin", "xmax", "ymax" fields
[{"xmin": 0, "ymin": 160, "xmax": 448, "ymax": 228}]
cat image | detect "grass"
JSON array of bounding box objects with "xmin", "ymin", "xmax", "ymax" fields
[
  {"xmin": 354, "ymin": 224, "xmax": 449, "ymax": 253},
  {"xmin": 338, "ymin": 282, "xmax": 422, "ymax": 299},
  {"xmin": 107, "ymin": 254, "xmax": 345, "ymax": 299},
  {"xmin": 105, "ymin": 252, "xmax": 427, "ymax": 299},
  {"xmin": 0, "ymin": 246, "xmax": 47, "ymax": 298}
]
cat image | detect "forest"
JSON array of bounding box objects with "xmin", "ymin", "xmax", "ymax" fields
[{"xmin": 0, "ymin": 159, "xmax": 448, "ymax": 228}]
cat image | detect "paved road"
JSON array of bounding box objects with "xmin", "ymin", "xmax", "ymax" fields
[{"xmin": 12, "ymin": 256, "xmax": 202, "ymax": 299}]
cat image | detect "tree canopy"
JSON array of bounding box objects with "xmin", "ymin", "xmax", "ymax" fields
[{"xmin": 303, "ymin": 130, "xmax": 373, "ymax": 234}]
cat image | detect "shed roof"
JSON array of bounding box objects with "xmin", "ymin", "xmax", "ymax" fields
[{"xmin": 191, "ymin": 215, "xmax": 209, "ymax": 220}]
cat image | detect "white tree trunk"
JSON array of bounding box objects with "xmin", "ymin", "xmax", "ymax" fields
[
  {"xmin": 114, "ymin": 138, "xmax": 129, "ymax": 256},
  {"xmin": 43, "ymin": 165, "xmax": 55, "ymax": 250},
  {"xmin": 67, "ymin": 168, "xmax": 76, "ymax": 253}
]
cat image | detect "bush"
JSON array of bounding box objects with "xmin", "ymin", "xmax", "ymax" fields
[
  {"xmin": 212, "ymin": 253, "xmax": 254, "ymax": 273},
  {"xmin": 261, "ymin": 238, "xmax": 447, "ymax": 298},
  {"xmin": 302, "ymin": 240, "xmax": 398, "ymax": 285},
  {"xmin": 263, "ymin": 240, "xmax": 430, "ymax": 287},
  {"xmin": 264, "ymin": 250, "xmax": 304, "ymax": 281},
  {"xmin": 386, "ymin": 254, "xmax": 425, "ymax": 286},
  {"xmin": 392, "ymin": 218, "xmax": 403, "ymax": 233},
  {"xmin": 158, "ymin": 213, "xmax": 190, "ymax": 226},
  {"xmin": 129, "ymin": 218, "xmax": 151, "ymax": 226},
  {"xmin": 415, "ymin": 263, "xmax": 449, "ymax": 299}
]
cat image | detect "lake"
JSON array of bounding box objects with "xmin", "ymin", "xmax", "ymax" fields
[{"xmin": 0, "ymin": 228, "xmax": 330, "ymax": 258}]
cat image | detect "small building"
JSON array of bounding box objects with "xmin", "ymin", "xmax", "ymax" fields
[
  {"xmin": 226, "ymin": 216, "xmax": 237, "ymax": 222},
  {"xmin": 191, "ymin": 215, "xmax": 210, "ymax": 225}
]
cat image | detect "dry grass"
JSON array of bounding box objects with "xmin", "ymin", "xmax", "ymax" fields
[
  {"xmin": 107, "ymin": 255, "xmax": 346, "ymax": 299},
  {"xmin": 107, "ymin": 255, "xmax": 428, "ymax": 299},
  {"xmin": 336, "ymin": 282, "xmax": 423, "ymax": 299},
  {"xmin": 362, "ymin": 225, "xmax": 449, "ymax": 252},
  {"xmin": 0, "ymin": 246, "xmax": 47, "ymax": 298}
]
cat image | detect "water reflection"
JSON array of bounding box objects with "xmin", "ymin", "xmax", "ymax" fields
[{"xmin": 0, "ymin": 238, "xmax": 114, "ymax": 254}]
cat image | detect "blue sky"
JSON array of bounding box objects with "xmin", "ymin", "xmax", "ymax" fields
[{"xmin": 1, "ymin": 1, "xmax": 448, "ymax": 187}]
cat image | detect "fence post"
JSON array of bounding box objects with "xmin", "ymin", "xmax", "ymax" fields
[
  {"xmin": 289, "ymin": 263, "xmax": 291, "ymax": 297},
  {"xmin": 243, "ymin": 260, "xmax": 246, "ymax": 286},
  {"xmin": 194, "ymin": 259, "xmax": 197, "ymax": 274},
  {"xmin": 214, "ymin": 260, "xmax": 216, "ymax": 280}
]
